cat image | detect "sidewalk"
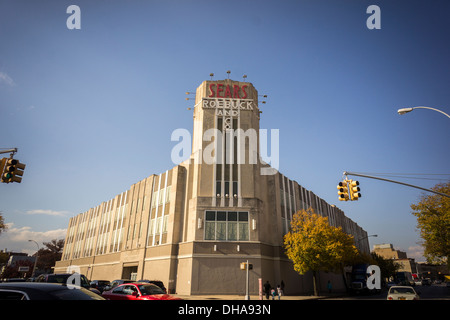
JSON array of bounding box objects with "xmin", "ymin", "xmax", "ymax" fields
[{"xmin": 172, "ymin": 293, "xmax": 345, "ymax": 300}]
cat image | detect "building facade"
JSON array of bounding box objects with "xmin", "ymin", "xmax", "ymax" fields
[
  {"xmin": 372, "ymin": 243, "xmax": 407, "ymax": 260},
  {"xmin": 55, "ymin": 79, "xmax": 369, "ymax": 295}
]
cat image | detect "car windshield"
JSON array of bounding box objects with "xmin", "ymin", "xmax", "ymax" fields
[
  {"xmin": 137, "ymin": 284, "xmax": 165, "ymax": 295},
  {"xmin": 390, "ymin": 287, "xmax": 415, "ymax": 294}
]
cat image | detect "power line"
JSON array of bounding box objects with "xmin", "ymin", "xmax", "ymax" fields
[{"xmin": 350, "ymin": 172, "xmax": 450, "ymax": 182}]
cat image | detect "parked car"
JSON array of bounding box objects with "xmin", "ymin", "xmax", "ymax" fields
[
  {"xmin": 102, "ymin": 283, "xmax": 181, "ymax": 300},
  {"xmin": 414, "ymin": 279, "xmax": 422, "ymax": 286},
  {"xmin": 137, "ymin": 280, "xmax": 167, "ymax": 293},
  {"xmin": 35, "ymin": 273, "xmax": 101, "ymax": 295},
  {"xmin": 386, "ymin": 281, "xmax": 396, "ymax": 288},
  {"xmin": 387, "ymin": 286, "xmax": 420, "ymax": 300},
  {"xmin": 0, "ymin": 282, "xmax": 105, "ymax": 300},
  {"xmin": 90, "ymin": 280, "xmax": 111, "ymax": 293},
  {"xmin": 104, "ymin": 279, "xmax": 134, "ymax": 291},
  {"xmin": 1, "ymin": 278, "xmax": 26, "ymax": 282}
]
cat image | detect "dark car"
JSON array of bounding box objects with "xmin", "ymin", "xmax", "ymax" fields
[
  {"xmin": 1, "ymin": 278, "xmax": 26, "ymax": 282},
  {"xmin": 90, "ymin": 280, "xmax": 111, "ymax": 293},
  {"xmin": 137, "ymin": 280, "xmax": 167, "ymax": 293},
  {"xmin": 104, "ymin": 279, "xmax": 134, "ymax": 291},
  {"xmin": 0, "ymin": 282, "xmax": 105, "ymax": 300},
  {"xmin": 35, "ymin": 273, "xmax": 101, "ymax": 295}
]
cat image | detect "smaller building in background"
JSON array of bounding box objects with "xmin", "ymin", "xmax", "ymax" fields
[{"xmin": 372, "ymin": 243, "xmax": 407, "ymax": 260}]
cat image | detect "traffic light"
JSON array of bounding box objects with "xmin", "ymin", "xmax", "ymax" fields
[
  {"xmin": 337, "ymin": 180, "xmax": 349, "ymax": 201},
  {"xmin": 0, "ymin": 158, "xmax": 6, "ymax": 183},
  {"xmin": 349, "ymin": 180, "xmax": 361, "ymax": 201},
  {"xmin": 1, "ymin": 157, "xmax": 26, "ymax": 183}
]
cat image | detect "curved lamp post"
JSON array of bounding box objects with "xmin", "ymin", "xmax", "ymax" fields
[
  {"xmin": 28, "ymin": 240, "xmax": 39, "ymax": 278},
  {"xmin": 397, "ymin": 106, "xmax": 450, "ymax": 118},
  {"xmin": 356, "ymin": 234, "xmax": 378, "ymax": 253}
]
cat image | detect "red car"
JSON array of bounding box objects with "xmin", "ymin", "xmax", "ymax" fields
[{"xmin": 102, "ymin": 283, "xmax": 181, "ymax": 300}]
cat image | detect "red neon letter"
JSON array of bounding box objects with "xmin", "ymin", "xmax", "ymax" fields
[
  {"xmin": 224, "ymin": 85, "xmax": 232, "ymax": 98},
  {"xmin": 233, "ymin": 85, "xmax": 240, "ymax": 98},
  {"xmin": 241, "ymin": 85, "xmax": 248, "ymax": 99},
  {"xmin": 208, "ymin": 83, "xmax": 216, "ymax": 97},
  {"xmin": 217, "ymin": 83, "xmax": 224, "ymax": 98}
]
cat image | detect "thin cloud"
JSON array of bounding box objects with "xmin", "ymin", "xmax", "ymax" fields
[
  {"xmin": 407, "ymin": 245, "xmax": 425, "ymax": 262},
  {"xmin": 26, "ymin": 209, "xmax": 69, "ymax": 217},
  {"xmin": 0, "ymin": 72, "xmax": 15, "ymax": 86},
  {"xmin": 0, "ymin": 223, "xmax": 67, "ymax": 254}
]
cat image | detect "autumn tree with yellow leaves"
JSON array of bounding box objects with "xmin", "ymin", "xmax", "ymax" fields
[
  {"xmin": 284, "ymin": 208, "xmax": 360, "ymax": 296},
  {"xmin": 411, "ymin": 182, "xmax": 450, "ymax": 264}
]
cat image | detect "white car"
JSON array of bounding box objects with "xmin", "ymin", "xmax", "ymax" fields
[{"xmin": 387, "ymin": 286, "xmax": 420, "ymax": 300}]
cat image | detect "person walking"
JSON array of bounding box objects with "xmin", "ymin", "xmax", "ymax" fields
[
  {"xmin": 263, "ymin": 281, "xmax": 271, "ymax": 300},
  {"xmin": 271, "ymin": 288, "xmax": 276, "ymax": 300},
  {"xmin": 277, "ymin": 284, "xmax": 283, "ymax": 300}
]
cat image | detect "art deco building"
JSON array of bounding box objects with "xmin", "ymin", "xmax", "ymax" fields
[{"xmin": 55, "ymin": 78, "xmax": 369, "ymax": 295}]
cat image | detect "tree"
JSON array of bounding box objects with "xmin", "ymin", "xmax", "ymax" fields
[
  {"xmin": 411, "ymin": 182, "xmax": 450, "ymax": 264},
  {"xmin": 1, "ymin": 259, "xmax": 35, "ymax": 279},
  {"xmin": 283, "ymin": 208, "xmax": 359, "ymax": 295},
  {"xmin": 370, "ymin": 252, "xmax": 400, "ymax": 283},
  {"xmin": 34, "ymin": 239, "xmax": 65, "ymax": 274},
  {"xmin": 0, "ymin": 211, "xmax": 7, "ymax": 235}
]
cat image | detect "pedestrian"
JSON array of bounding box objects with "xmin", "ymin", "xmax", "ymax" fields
[
  {"xmin": 327, "ymin": 280, "xmax": 332, "ymax": 293},
  {"xmin": 271, "ymin": 288, "xmax": 276, "ymax": 300},
  {"xmin": 277, "ymin": 284, "xmax": 283, "ymax": 300},
  {"xmin": 263, "ymin": 281, "xmax": 271, "ymax": 300}
]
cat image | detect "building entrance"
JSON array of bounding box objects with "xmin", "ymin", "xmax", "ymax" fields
[{"xmin": 122, "ymin": 266, "xmax": 138, "ymax": 281}]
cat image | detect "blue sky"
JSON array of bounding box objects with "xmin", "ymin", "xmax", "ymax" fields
[{"xmin": 1, "ymin": 0, "xmax": 449, "ymax": 261}]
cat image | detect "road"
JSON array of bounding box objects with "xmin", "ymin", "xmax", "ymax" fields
[{"xmin": 329, "ymin": 283, "xmax": 450, "ymax": 300}]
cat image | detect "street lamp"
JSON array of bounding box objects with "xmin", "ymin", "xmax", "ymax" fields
[
  {"xmin": 356, "ymin": 234, "xmax": 378, "ymax": 253},
  {"xmin": 357, "ymin": 234, "xmax": 378, "ymax": 242},
  {"xmin": 397, "ymin": 106, "xmax": 450, "ymax": 118},
  {"xmin": 28, "ymin": 240, "xmax": 39, "ymax": 278}
]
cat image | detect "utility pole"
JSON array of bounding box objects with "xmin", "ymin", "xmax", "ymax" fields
[{"xmin": 343, "ymin": 171, "xmax": 450, "ymax": 198}]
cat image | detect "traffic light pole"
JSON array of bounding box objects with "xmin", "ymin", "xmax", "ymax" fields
[
  {"xmin": 343, "ymin": 171, "xmax": 450, "ymax": 198},
  {"xmin": 0, "ymin": 148, "xmax": 18, "ymax": 156}
]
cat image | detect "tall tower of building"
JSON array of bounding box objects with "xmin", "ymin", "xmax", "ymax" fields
[{"xmin": 190, "ymin": 79, "xmax": 262, "ymax": 207}]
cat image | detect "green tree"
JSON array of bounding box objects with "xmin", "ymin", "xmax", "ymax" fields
[
  {"xmin": 411, "ymin": 182, "xmax": 450, "ymax": 264},
  {"xmin": 283, "ymin": 208, "xmax": 359, "ymax": 295}
]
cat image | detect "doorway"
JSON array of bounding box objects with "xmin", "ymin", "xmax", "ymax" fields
[{"xmin": 122, "ymin": 266, "xmax": 138, "ymax": 280}]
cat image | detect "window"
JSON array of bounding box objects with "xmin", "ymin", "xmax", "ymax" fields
[
  {"xmin": 0, "ymin": 290, "xmax": 28, "ymax": 300},
  {"xmin": 112, "ymin": 286, "xmax": 124, "ymax": 294},
  {"xmin": 122, "ymin": 285, "xmax": 138, "ymax": 295},
  {"xmin": 204, "ymin": 211, "xmax": 249, "ymax": 241}
]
